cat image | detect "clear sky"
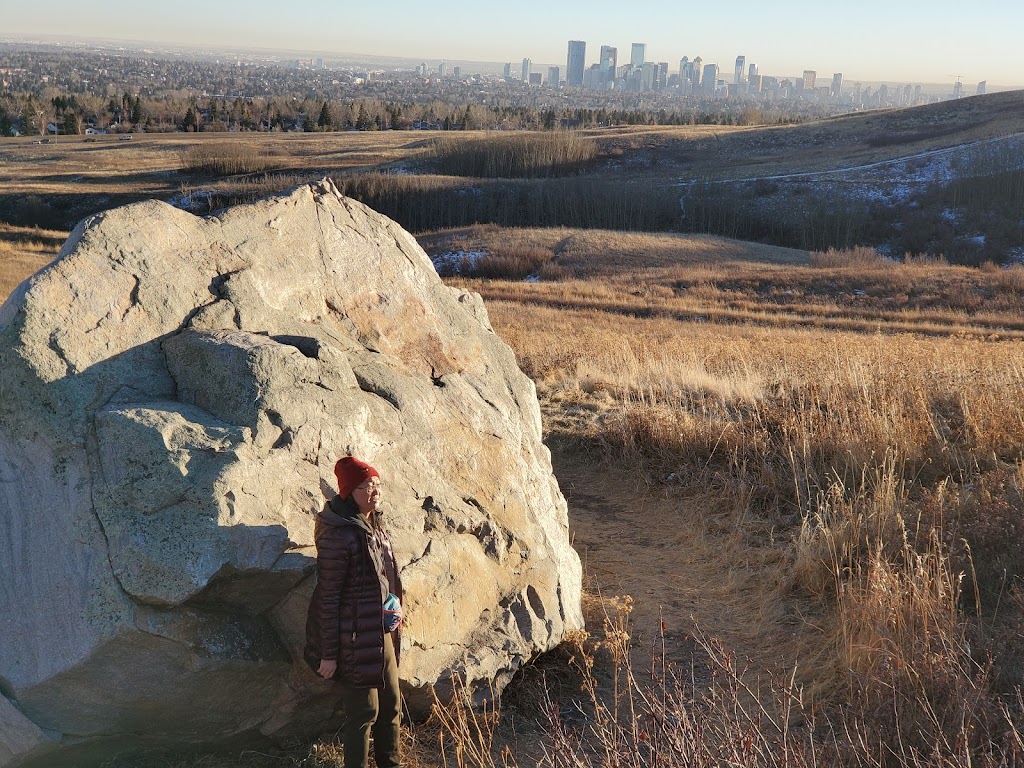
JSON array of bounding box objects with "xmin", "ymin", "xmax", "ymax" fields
[{"xmin": 4, "ymin": 0, "xmax": 1023, "ymax": 87}]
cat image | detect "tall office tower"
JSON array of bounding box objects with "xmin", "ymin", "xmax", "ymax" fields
[
  {"xmin": 679, "ymin": 56, "xmax": 689, "ymax": 79},
  {"xmin": 438, "ymin": 61, "xmax": 446, "ymax": 77},
  {"xmin": 631, "ymin": 43, "xmax": 646, "ymax": 69},
  {"xmin": 453, "ymin": 66, "xmax": 461, "ymax": 78},
  {"xmin": 748, "ymin": 62, "xmax": 758, "ymax": 81},
  {"xmin": 977, "ymin": 80, "xmax": 987, "ymax": 95},
  {"xmin": 734, "ymin": 56, "xmax": 746, "ymax": 84},
  {"xmin": 567, "ymin": 40, "xmax": 586, "ymax": 87},
  {"xmin": 548, "ymin": 66, "xmax": 560, "ymax": 86},
  {"xmin": 692, "ymin": 56, "xmax": 703, "ymax": 88},
  {"xmin": 600, "ymin": 45, "xmax": 618, "ymax": 84},
  {"xmin": 640, "ymin": 62, "xmax": 657, "ymax": 90},
  {"xmin": 657, "ymin": 63, "xmax": 669, "ymax": 90},
  {"xmin": 830, "ymin": 72, "xmax": 843, "ymax": 99},
  {"xmin": 702, "ymin": 63, "xmax": 719, "ymax": 95},
  {"xmin": 503, "ymin": 62, "xmax": 512, "ymax": 79},
  {"xmin": 952, "ymin": 78, "xmax": 963, "ymax": 98},
  {"xmin": 803, "ymin": 70, "xmax": 816, "ymax": 90},
  {"xmin": 522, "ymin": 58, "xmax": 531, "ymax": 82}
]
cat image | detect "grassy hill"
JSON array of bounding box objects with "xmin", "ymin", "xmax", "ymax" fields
[{"xmin": 3, "ymin": 89, "xmax": 1024, "ymax": 239}]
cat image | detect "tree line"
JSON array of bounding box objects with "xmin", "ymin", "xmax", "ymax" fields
[{"xmin": 0, "ymin": 90, "xmax": 805, "ymax": 137}]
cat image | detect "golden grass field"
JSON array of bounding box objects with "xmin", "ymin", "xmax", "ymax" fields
[{"xmin": 437, "ymin": 225, "xmax": 1024, "ymax": 766}]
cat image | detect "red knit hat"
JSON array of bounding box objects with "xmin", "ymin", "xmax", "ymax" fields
[{"xmin": 334, "ymin": 456, "xmax": 380, "ymax": 499}]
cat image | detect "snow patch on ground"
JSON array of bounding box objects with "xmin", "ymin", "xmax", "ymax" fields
[
  {"xmin": 431, "ymin": 250, "xmax": 486, "ymax": 274},
  {"xmin": 679, "ymin": 132, "xmax": 1024, "ymax": 208},
  {"xmin": 167, "ymin": 189, "xmax": 216, "ymax": 212}
]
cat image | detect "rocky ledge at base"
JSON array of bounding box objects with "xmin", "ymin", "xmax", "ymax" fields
[{"xmin": 0, "ymin": 180, "xmax": 583, "ymax": 767}]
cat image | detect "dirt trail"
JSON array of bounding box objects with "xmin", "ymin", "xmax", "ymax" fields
[{"xmin": 552, "ymin": 447, "xmax": 806, "ymax": 682}]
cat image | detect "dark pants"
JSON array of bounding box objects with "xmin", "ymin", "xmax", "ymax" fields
[{"xmin": 339, "ymin": 633, "xmax": 401, "ymax": 768}]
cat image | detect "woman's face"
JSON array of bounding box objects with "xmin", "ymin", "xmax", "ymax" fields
[{"xmin": 352, "ymin": 476, "xmax": 382, "ymax": 514}]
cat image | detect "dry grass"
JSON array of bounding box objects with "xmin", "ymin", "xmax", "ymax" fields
[
  {"xmin": 479, "ymin": 310, "xmax": 1024, "ymax": 763},
  {"xmin": 426, "ymin": 225, "xmax": 1024, "ymax": 766},
  {"xmin": 431, "ymin": 228, "xmax": 1024, "ymax": 338},
  {"xmin": 0, "ymin": 223, "xmax": 64, "ymax": 301}
]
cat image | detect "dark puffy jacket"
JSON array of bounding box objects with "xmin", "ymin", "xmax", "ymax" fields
[{"xmin": 303, "ymin": 496, "xmax": 404, "ymax": 688}]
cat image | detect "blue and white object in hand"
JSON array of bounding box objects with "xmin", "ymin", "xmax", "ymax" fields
[{"xmin": 383, "ymin": 593, "xmax": 402, "ymax": 632}]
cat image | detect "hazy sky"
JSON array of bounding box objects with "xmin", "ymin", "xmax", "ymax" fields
[{"xmin": 4, "ymin": 0, "xmax": 1023, "ymax": 86}]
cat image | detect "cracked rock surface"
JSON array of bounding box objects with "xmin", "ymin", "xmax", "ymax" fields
[{"xmin": 0, "ymin": 181, "xmax": 583, "ymax": 767}]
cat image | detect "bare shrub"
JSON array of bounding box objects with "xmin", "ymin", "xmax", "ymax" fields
[
  {"xmin": 334, "ymin": 173, "xmax": 680, "ymax": 232},
  {"xmin": 429, "ymin": 132, "xmax": 597, "ymax": 178},
  {"xmin": 538, "ymin": 261, "xmax": 573, "ymax": 281},
  {"xmin": 809, "ymin": 246, "xmax": 889, "ymax": 268},
  {"xmin": 180, "ymin": 143, "xmax": 280, "ymax": 176},
  {"xmin": 991, "ymin": 264, "xmax": 1024, "ymax": 293},
  {"xmin": 902, "ymin": 251, "xmax": 949, "ymax": 266},
  {"xmin": 472, "ymin": 247, "xmax": 551, "ymax": 280}
]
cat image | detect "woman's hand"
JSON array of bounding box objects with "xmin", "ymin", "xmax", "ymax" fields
[{"xmin": 318, "ymin": 659, "xmax": 337, "ymax": 680}]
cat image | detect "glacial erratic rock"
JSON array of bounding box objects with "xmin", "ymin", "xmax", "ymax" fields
[{"xmin": 0, "ymin": 181, "xmax": 583, "ymax": 766}]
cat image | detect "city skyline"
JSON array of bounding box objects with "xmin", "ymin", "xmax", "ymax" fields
[{"xmin": 3, "ymin": 0, "xmax": 1024, "ymax": 87}]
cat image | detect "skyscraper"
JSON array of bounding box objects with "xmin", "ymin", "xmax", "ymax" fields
[
  {"xmin": 503, "ymin": 62, "xmax": 512, "ymax": 79},
  {"xmin": 692, "ymin": 56, "xmax": 703, "ymax": 88},
  {"xmin": 830, "ymin": 73, "xmax": 844, "ymax": 99},
  {"xmin": 640, "ymin": 62, "xmax": 657, "ymax": 90},
  {"xmin": 657, "ymin": 62, "xmax": 668, "ymax": 90},
  {"xmin": 548, "ymin": 66, "xmax": 560, "ymax": 87},
  {"xmin": 702, "ymin": 63, "xmax": 719, "ymax": 95},
  {"xmin": 748, "ymin": 63, "xmax": 758, "ymax": 81},
  {"xmin": 522, "ymin": 58, "xmax": 531, "ymax": 82},
  {"xmin": 803, "ymin": 70, "xmax": 816, "ymax": 90},
  {"xmin": 630, "ymin": 43, "xmax": 646, "ymax": 69},
  {"xmin": 567, "ymin": 40, "xmax": 586, "ymax": 87},
  {"xmin": 599, "ymin": 45, "xmax": 617, "ymax": 85},
  {"xmin": 734, "ymin": 56, "xmax": 746, "ymax": 84}
]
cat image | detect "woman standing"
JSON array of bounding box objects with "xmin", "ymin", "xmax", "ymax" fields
[{"xmin": 305, "ymin": 457, "xmax": 404, "ymax": 768}]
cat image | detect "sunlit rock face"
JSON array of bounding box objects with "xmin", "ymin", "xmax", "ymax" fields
[{"xmin": 0, "ymin": 181, "xmax": 583, "ymax": 767}]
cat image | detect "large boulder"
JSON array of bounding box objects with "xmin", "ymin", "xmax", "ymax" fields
[{"xmin": 0, "ymin": 181, "xmax": 583, "ymax": 766}]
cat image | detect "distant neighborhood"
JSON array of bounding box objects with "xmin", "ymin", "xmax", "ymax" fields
[{"xmin": 1, "ymin": 45, "xmax": 859, "ymax": 138}]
